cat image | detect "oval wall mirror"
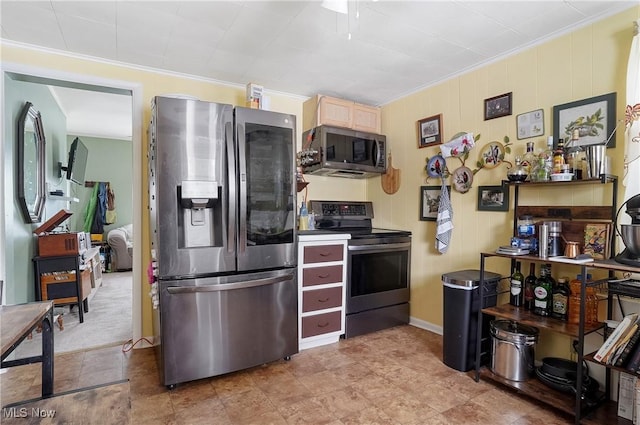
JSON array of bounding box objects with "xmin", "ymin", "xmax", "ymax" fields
[{"xmin": 17, "ymin": 101, "xmax": 46, "ymax": 223}]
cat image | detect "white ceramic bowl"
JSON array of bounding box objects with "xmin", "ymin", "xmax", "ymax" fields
[{"xmin": 550, "ymin": 173, "xmax": 574, "ymax": 181}]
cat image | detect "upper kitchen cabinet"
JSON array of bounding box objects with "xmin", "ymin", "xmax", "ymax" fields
[{"xmin": 303, "ymin": 95, "xmax": 381, "ymax": 133}]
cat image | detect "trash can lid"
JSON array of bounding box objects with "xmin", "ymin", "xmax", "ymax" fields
[{"xmin": 442, "ymin": 269, "xmax": 501, "ymax": 287}]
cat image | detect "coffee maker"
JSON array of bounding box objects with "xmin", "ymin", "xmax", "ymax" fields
[
  {"xmin": 544, "ymin": 221, "xmax": 563, "ymax": 257},
  {"xmin": 614, "ymin": 194, "xmax": 640, "ymax": 267}
]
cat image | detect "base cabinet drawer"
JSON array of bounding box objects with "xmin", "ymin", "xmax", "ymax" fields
[
  {"xmin": 302, "ymin": 265, "xmax": 343, "ymax": 287},
  {"xmin": 303, "ymin": 244, "xmax": 343, "ymax": 263},
  {"xmin": 302, "ymin": 311, "xmax": 342, "ymax": 338},
  {"xmin": 302, "ymin": 286, "xmax": 342, "ymax": 312}
]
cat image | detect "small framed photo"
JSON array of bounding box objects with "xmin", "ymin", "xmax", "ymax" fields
[
  {"xmin": 484, "ymin": 92, "xmax": 512, "ymax": 121},
  {"xmin": 417, "ymin": 114, "xmax": 443, "ymax": 148},
  {"xmin": 420, "ymin": 185, "xmax": 450, "ymax": 221},
  {"xmin": 552, "ymin": 92, "xmax": 617, "ymax": 148},
  {"xmin": 516, "ymin": 109, "xmax": 544, "ymax": 140},
  {"xmin": 477, "ymin": 185, "xmax": 509, "ymax": 212}
]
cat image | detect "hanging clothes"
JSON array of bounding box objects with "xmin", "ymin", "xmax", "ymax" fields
[
  {"xmin": 83, "ymin": 184, "xmax": 99, "ymax": 233},
  {"xmin": 91, "ymin": 182, "xmax": 108, "ymax": 234},
  {"xmin": 106, "ymin": 183, "xmax": 117, "ymax": 224}
]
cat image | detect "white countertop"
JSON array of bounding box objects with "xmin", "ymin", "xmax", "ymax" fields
[{"xmin": 298, "ymin": 231, "xmax": 351, "ymax": 242}]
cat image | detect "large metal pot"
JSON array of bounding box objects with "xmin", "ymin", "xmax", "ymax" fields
[{"xmin": 490, "ymin": 320, "xmax": 539, "ymax": 381}]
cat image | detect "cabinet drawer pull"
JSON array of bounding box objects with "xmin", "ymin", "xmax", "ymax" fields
[
  {"xmin": 317, "ymin": 297, "xmax": 330, "ymax": 303},
  {"xmin": 319, "ymin": 252, "xmax": 331, "ymax": 256},
  {"xmin": 317, "ymin": 273, "xmax": 330, "ymax": 278},
  {"xmin": 317, "ymin": 322, "xmax": 329, "ymax": 328}
]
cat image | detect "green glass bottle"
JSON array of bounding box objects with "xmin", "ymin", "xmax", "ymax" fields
[
  {"xmin": 524, "ymin": 263, "xmax": 537, "ymax": 311},
  {"xmin": 533, "ymin": 264, "xmax": 552, "ymax": 316},
  {"xmin": 510, "ymin": 261, "xmax": 524, "ymax": 307}
]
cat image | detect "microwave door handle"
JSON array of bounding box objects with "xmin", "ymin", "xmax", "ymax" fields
[
  {"xmin": 373, "ymin": 139, "xmax": 382, "ymax": 167},
  {"xmin": 225, "ymin": 120, "xmax": 236, "ymax": 253}
]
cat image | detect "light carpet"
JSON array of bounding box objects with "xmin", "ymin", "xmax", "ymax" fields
[{"xmin": 12, "ymin": 271, "xmax": 132, "ymax": 358}]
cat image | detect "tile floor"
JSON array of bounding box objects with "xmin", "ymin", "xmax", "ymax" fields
[{"xmin": 1, "ymin": 325, "xmax": 579, "ymax": 424}]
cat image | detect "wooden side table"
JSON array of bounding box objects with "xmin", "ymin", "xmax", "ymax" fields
[{"xmin": 33, "ymin": 254, "xmax": 88, "ymax": 323}]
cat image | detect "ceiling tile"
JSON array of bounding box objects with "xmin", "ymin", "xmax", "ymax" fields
[
  {"xmin": 175, "ymin": 1, "xmax": 243, "ymax": 30},
  {"xmin": 51, "ymin": 1, "xmax": 117, "ymax": 26},
  {"xmin": 57, "ymin": 14, "xmax": 117, "ymax": 59}
]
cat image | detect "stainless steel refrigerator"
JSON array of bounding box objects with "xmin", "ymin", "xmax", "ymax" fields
[{"xmin": 148, "ymin": 96, "xmax": 298, "ymax": 387}]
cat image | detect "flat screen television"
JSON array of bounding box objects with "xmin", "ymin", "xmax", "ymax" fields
[{"xmin": 66, "ymin": 137, "xmax": 89, "ymax": 185}]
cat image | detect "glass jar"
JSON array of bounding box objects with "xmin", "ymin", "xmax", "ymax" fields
[
  {"xmin": 530, "ymin": 158, "xmax": 550, "ymax": 182},
  {"xmin": 517, "ymin": 215, "xmax": 535, "ymax": 238},
  {"xmin": 568, "ymin": 277, "xmax": 582, "ymax": 325},
  {"xmin": 507, "ymin": 156, "xmax": 529, "ymax": 182}
]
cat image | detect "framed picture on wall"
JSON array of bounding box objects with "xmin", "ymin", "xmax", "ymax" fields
[
  {"xmin": 516, "ymin": 109, "xmax": 544, "ymax": 139},
  {"xmin": 477, "ymin": 185, "xmax": 509, "ymax": 212},
  {"xmin": 552, "ymin": 92, "xmax": 617, "ymax": 148},
  {"xmin": 484, "ymin": 92, "xmax": 512, "ymax": 120},
  {"xmin": 417, "ymin": 114, "xmax": 443, "ymax": 148},
  {"xmin": 420, "ymin": 185, "xmax": 450, "ymax": 221}
]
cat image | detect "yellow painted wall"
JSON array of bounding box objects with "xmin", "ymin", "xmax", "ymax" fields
[{"xmin": 372, "ymin": 5, "xmax": 640, "ymax": 346}]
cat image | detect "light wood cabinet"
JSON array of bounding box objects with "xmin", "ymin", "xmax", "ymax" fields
[
  {"xmin": 298, "ymin": 233, "xmax": 350, "ymax": 350},
  {"xmin": 303, "ymin": 94, "xmax": 381, "ymax": 133}
]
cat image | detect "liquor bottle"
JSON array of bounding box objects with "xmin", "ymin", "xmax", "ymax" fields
[
  {"xmin": 524, "ymin": 263, "xmax": 536, "ymax": 310},
  {"xmin": 522, "ymin": 141, "xmax": 536, "ymax": 177},
  {"xmin": 552, "ymin": 277, "xmax": 570, "ymax": 321},
  {"xmin": 553, "ymin": 138, "xmax": 566, "ymax": 174},
  {"xmin": 565, "ymin": 129, "xmax": 582, "ymax": 178},
  {"xmin": 510, "ymin": 261, "xmax": 524, "ymax": 307},
  {"xmin": 541, "ymin": 136, "xmax": 554, "ymax": 172},
  {"xmin": 533, "ymin": 264, "xmax": 552, "ymax": 316}
]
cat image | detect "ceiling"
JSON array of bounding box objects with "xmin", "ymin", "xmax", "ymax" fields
[{"xmin": 1, "ymin": 1, "xmax": 636, "ymax": 139}]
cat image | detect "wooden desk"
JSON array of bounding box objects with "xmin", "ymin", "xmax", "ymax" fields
[
  {"xmin": 33, "ymin": 255, "xmax": 88, "ymax": 323},
  {"xmin": 0, "ymin": 301, "xmax": 54, "ymax": 397}
]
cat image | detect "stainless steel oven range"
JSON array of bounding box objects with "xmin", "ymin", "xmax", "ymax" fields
[{"xmin": 309, "ymin": 200, "xmax": 411, "ymax": 338}]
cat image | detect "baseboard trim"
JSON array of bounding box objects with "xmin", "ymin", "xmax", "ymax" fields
[{"xmin": 409, "ymin": 316, "xmax": 443, "ymax": 335}]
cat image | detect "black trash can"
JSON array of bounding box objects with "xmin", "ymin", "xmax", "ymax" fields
[{"xmin": 442, "ymin": 269, "xmax": 501, "ymax": 372}]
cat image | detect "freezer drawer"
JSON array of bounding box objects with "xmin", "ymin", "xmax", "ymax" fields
[{"xmin": 157, "ymin": 269, "xmax": 298, "ymax": 386}]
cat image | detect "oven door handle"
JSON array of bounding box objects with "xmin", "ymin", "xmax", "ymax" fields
[{"xmin": 348, "ymin": 242, "xmax": 411, "ymax": 252}]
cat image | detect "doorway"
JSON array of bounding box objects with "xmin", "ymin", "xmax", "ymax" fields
[{"xmin": 1, "ymin": 63, "xmax": 144, "ymax": 351}]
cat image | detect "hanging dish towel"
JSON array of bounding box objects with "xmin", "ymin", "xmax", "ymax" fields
[{"xmin": 436, "ymin": 178, "xmax": 453, "ymax": 254}]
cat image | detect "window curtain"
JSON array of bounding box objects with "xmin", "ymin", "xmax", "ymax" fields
[{"xmin": 623, "ymin": 20, "xmax": 640, "ymax": 209}]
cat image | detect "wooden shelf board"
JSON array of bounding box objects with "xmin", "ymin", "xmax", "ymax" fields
[
  {"xmin": 482, "ymin": 252, "xmax": 640, "ymax": 275},
  {"xmin": 580, "ymin": 400, "xmax": 633, "ymax": 425},
  {"xmin": 482, "ymin": 304, "xmax": 604, "ymax": 337},
  {"xmin": 584, "ymin": 351, "xmax": 640, "ymax": 376},
  {"xmin": 478, "ymin": 367, "xmax": 577, "ymax": 416}
]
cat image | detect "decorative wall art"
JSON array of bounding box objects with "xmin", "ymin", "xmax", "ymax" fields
[
  {"xmin": 420, "ymin": 185, "xmax": 450, "ymax": 221},
  {"xmin": 418, "ymin": 114, "xmax": 443, "ymax": 148},
  {"xmin": 451, "ymin": 166, "xmax": 473, "ymax": 194},
  {"xmin": 425, "ymin": 154, "xmax": 449, "ymax": 179},
  {"xmin": 552, "ymin": 92, "xmax": 617, "ymax": 148},
  {"xmin": 473, "ymin": 136, "xmax": 512, "ymax": 173},
  {"xmin": 484, "ymin": 92, "xmax": 512, "ymax": 120},
  {"xmin": 477, "ymin": 185, "xmax": 509, "ymax": 212},
  {"xmin": 516, "ymin": 109, "xmax": 544, "ymax": 139}
]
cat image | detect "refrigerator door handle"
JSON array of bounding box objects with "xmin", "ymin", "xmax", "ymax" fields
[
  {"xmin": 166, "ymin": 274, "xmax": 292, "ymax": 294},
  {"xmin": 237, "ymin": 122, "xmax": 248, "ymax": 253},
  {"xmin": 225, "ymin": 120, "xmax": 236, "ymax": 253}
]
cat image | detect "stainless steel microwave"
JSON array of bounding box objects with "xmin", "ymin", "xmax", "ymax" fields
[{"xmin": 300, "ymin": 125, "xmax": 386, "ymax": 178}]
